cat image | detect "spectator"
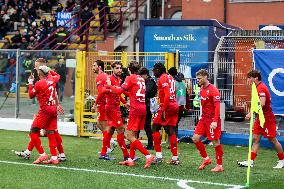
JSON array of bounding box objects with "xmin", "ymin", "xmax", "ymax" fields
[
  {"xmin": 54, "ymin": 58, "xmax": 67, "ymax": 102},
  {"xmin": 11, "ymin": 30, "xmax": 22, "ymax": 43},
  {"xmin": 40, "ymin": 16, "xmax": 49, "ymax": 30},
  {"xmin": 19, "ymin": 37, "xmax": 28, "ymax": 49},
  {"xmin": 138, "ymin": 67, "xmax": 157, "ymax": 150},
  {"xmin": 56, "ymin": 3, "xmax": 64, "ymax": 12},
  {"xmin": 55, "ymin": 26, "xmax": 68, "ymax": 49},
  {"xmin": 168, "ymin": 67, "xmax": 190, "ymax": 135}
]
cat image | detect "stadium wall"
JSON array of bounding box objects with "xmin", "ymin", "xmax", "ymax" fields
[{"xmin": 0, "ymin": 118, "xmax": 78, "ymax": 136}]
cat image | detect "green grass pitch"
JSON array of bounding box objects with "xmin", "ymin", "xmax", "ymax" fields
[{"xmin": 0, "ymin": 130, "xmax": 283, "ymax": 189}]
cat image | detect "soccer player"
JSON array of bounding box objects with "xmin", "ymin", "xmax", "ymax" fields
[
  {"xmin": 101, "ymin": 62, "xmax": 129, "ymax": 160},
  {"xmin": 238, "ymin": 69, "xmax": 284, "ymax": 169},
  {"xmin": 15, "ymin": 58, "xmax": 66, "ymax": 162},
  {"xmin": 106, "ymin": 62, "xmax": 155, "ymax": 168},
  {"xmin": 91, "ymin": 60, "xmax": 115, "ymax": 158},
  {"xmin": 192, "ymin": 69, "xmax": 224, "ymax": 172},
  {"xmin": 25, "ymin": 65, "xmax": 59, "ymax": 164},
  {"xmin": 151, "ymin": 63, "xmax": 180, "ymax": 165}
]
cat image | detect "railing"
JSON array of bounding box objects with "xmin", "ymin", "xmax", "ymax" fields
[{"xmin": 33, "ymin": 0, "xmax": 146, "ymax": 51}]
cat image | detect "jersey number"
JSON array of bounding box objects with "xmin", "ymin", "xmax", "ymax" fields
[
  {"xmin": 169, "ymin": 78, "xmax": 175, "ymax": 100},
  {"xmin": 136, "ymin": 79, "xmax": 145, "ymax": 102},
  {"xmin": 48, "ymin": 86, "xmax": 56, "ymax": 105}
]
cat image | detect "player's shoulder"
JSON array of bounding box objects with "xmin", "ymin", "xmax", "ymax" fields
[
  {"xmin": 258, "ymin": 82, "xmax": 268, "ymax": 90},
  {"xmin": 159, "ymin": 73, "xmax": 168, "ymax": 82},
  {"xmin": 206, "ymin": 84, "xmax": 220, "ymax": 94}
]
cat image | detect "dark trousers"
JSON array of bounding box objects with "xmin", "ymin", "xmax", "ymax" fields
[{"xmin": 144, "ymin": 109, "xmax": 153, "ymax": 147}]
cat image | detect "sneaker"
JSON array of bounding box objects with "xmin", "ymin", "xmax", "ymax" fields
[
  {"xmin": 33, "ymin": 154, "xmax": 48, "ymax": 164},
  {"xmin": 119, "ymin": 160, "xmax": 135, "ymax": 166},
  {"xmin": 133, "ymin": 156, "xmax": 140, "ymax": 162},
  {"xmin": 152, "ymin": 157, "xmax": 164, "ymax": 164},
  {"xmin": 237, "ymin": 160, "xmax": 253, "ymax": 168},
  {"xmin": 99, "ymin": 154, "xmax": 116, "ymax": 160},
  {"xmin": 211, "ymin": 165, "xmax": 224, "ymax": 172},
  {"xmin": 58, "ymin": 156, "xmax": 67, "ymax": 162},
  {"xmin": 15, "ymin": 151, "xmax": 30, "ymax": 160},
  {"xmin": 198, "ymin": 158, "xmax": 212, "ymax": 170},
  {"xmin": 43, "ymin": 158, "xmax": 60, "ymax": 165},
  {"xmin": 273, "ymin": 160, "xmax": 284, "ymax": 169},
  {"xmin": 144, "ymin": 155, "xmax": 155, "ymax": 169},
  {"xmin": 167, "ymin": 159, "xmax": 180, "ymax": 165}
]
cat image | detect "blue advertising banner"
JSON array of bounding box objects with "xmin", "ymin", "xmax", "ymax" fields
[
  {"xmin": 144, "ymin": 26, "xmax": 209, "ymax": 77},
  {"xmin": 56, "ymin": 12, "xmax": 72, "ymax": 27},
  {"xmin": 253, "ymin": 49, "xmax": 284, "ymax": 115}
]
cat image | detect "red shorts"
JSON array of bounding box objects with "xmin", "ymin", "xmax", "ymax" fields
[
  {"xmin": 32, "ymin": 106, "xmax": 57, "ymax": 130},
  {"xmin": 97, "ymin": 105, "xmax": 106, "ymax": 121},
  {"xmin": 194, "ymin": 117, "xmax": 221, "ymax": 140},
  {"xmin": 126, "ymin": 113, "xmax": 146, "ymax": 131},
  {"xmin": 253, "ymin": 117, "xmax": 277, "ymax": 138},
  {"xmin": 152, "ymin": 103, "xmax": 179, "ymax": 126},
  {"xmin": 105, "ymin": 106, "xmax": 123, "ymax": 127}
]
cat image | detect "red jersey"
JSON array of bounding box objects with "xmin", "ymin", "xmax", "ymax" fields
[
  {"xmin": 106, "ymin": 74, "xmax": 121, "ymax": 107},
  {"xmin": 157, "ymin": 73, "xmax": 177, "ymax": 111},
  {"xmin": 121, "ymin": 74, "xmax": 146, "ymax": 115},
  {"xmin": 256, "ymin": 82, "xmax": 274, "ymax": 118},
  {"xmin": 200, "ymin": 84, "xmax": 220, "ymax": 121},
  {"xmin": 95, "ymin": 72, "xmax": 108, "ymax": 105},
  {"xmin": 29, "ymin": 78, "xmax": 57, "ymax": 109}
]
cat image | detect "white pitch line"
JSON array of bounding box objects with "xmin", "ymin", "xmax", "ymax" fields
[{"xmin": 0, "ymin": 160, "xmax": 245, "ymax": 189}]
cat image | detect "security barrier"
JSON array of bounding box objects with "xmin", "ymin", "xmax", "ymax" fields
[{"xmin": 75, "ymin": 51, "xmax": 170, "ymax": 136}]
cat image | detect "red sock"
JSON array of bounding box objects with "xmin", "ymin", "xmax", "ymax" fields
[
  {"xmin": 277, "ymin": 152, "xmax": 284, "ymax": 160},
  {"xmin": 170, "ymin": 134, "xmax": 178, "ymax": 156},
  {"xmin": 29, "ymin": 133, "xmax": 44, "ymax": 154},
  {"xmin": 152, "ymin": 132, "xmax": 162, "ymax": 153},
  {"xmin": 106, "ymin": 131, "xmax": 112, "ymax": 149},
  {"xmin": 132, "ymin": 139, "xmax": 149, "ymax": 156},
  {"xmin": 47, "ymin": 133, "xmax": 57, "ymax": 156},
  {"xmin": 130, "ymin": 142, "xmax": 136, "ymax": 160},
  {"xmin": 27, "ymin": 140, "xmax": 34, "ymax": 151},
  {"xmin": 214, "ymin": 144, "xmax": 224, "ymax": 165},
  {"xmin": 55, "ymin": 131, "xmax": 64, "ymax": 154},
  {"xmin": 101, "ymin": 131, "xmax": 110, "ymax": 156},
  {"xmin": 27, "ymin": 133, "xmax": 36, "ymax": 151},
  {"xmin": 117, "ymin": 133, "xmax": 129, "ymax": 158},
  {"xmin": 194, "ymin": 141, "xmax": 208, "ymax": 158},
  {"xmin": 251, "ymin": 151, "xmax": 257, "ymax": 161}
]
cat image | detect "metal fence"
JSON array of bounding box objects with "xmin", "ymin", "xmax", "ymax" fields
[{"xmin": 0, "ymin": 49, "xmax": 77, "ymax": 121}]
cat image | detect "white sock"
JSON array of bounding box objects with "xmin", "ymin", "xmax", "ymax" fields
[
  {"xmin": 51, "ymin": 156, "xmax": 58, "ymax": 160},
  {"xmin": 40, "ymin": 152, "xmax": 46, "ymax": 156},
  {"xmin": 204, "ymin": 156, "xmax": 209, "ymax": 160},
  {"xmin": 172, "ymin": 156, "xmax": 178, "ymax": 161},
  {"xmin": 128, "ymin": 158, "xmax": 133, "ymax": 162},
  {"xmin": 217, "ymin": 164, "xmax": 223, "ymax": 167},
  {"xmin": 60, "ymin": 153, "xmax": 65, "ymax": 158},
  {"xmin": 156, "ymin": 152, "xmax": 162, "ymax": 158},
  {"xmin": 145, "ymin": 155, "xmax": 152, "ymax": 159},
  {"xmin": 24, "ymin": 150, "xmax": 31, "ymax": 155}
]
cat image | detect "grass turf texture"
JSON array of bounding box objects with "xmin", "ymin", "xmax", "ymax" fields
[{"xmin": 0, "ymin": 130, "xmax": 283, "ymax": 189}]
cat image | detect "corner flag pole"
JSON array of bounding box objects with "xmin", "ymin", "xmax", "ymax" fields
[
  {"xmin": 246, "ymin": 83, "xmax": 265, "ymax": 187},
  {"xmin": 246, "ymin": 110, "xmax": 254, "ymax": 187}
]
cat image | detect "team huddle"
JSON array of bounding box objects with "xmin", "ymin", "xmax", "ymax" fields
[{"xmin": 15, "ymin": 59, "xmax": 284, "ymax": 170}]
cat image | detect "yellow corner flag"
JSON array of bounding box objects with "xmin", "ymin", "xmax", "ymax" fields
[
  {"xmin": 250, "ymin": 82, "xmax": 265, "ymax": 128},
  {"xmin": 246, "ymin": 82, "xmax": 266, "ymax": 187}
]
